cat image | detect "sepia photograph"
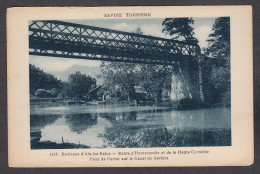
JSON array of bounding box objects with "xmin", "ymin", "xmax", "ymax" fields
[{"xmin": 29, "ymin": 17, "xmax": 231, "ymax": 149}]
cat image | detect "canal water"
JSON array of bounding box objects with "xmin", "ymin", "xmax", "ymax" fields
[{"xmin": 30, "ymin": 103, "xmax": 231, "ymax": 149}]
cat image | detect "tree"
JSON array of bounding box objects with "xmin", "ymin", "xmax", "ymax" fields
[
  {"xmin": 205, "ymin": 17, "xmax": 231, "ymax": 106},
  {"xmin": 35, "ymin": 89, "xmax": 53, "ymax": 98},
  {"xmin": 138, "ymin": 64, "xmax": 173, "ymax": 105},
  {"xmin": 209, "ymin": 63, "xmax": 230, "ymax": 106},
  {"xmin": 63, "ymin": 71, "xmax": 96, "ymax": 100},
  {"xmin": 100, "ymin": 62, "xmax": 139, "ymax": 101},
  {"xmin": 205, "ymin": 17, "xmax": 230, "ymax": 58},
  {"xmin": 162, "ymin": 18, "xmax": 198, "ymax": 42},
  {"xmin": 135, "ymin": 27, "xmax": 143, "ymax": 35},
  {"xmin": 29, "ymin": 64, "xmax": 63, "ymax": 95}
]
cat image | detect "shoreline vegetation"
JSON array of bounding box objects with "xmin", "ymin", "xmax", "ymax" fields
[{"xmin": 31, "ymin": 136, "xmax": 90, "ymax": 149}]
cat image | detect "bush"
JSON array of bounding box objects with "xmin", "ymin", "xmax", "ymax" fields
[
  {"xmin": 221, "ymin": 90, "xmax": 231, "ymax": 107},
  {"xmin": 177, "ymin": 98, "xmax": 199, "ymax": 110},
  {"xmin": 35, "ymin": 89, "xmax": 54, "ymax": 98},
  {"xmin": 49, "ymin": 88, "xmax": 60, "ymax": 97}
]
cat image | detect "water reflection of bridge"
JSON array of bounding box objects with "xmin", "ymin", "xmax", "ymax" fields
[{"xmin": 29, "ymin": 20, "xmax": 226, "ymax": 103}]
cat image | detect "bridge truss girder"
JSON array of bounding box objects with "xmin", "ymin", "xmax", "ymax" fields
[{"xmin": 29, "ymin": 20, "xmax": 201, "ymax": 65}]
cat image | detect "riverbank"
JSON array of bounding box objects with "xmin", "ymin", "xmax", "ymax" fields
[
  {"xmin": 30, "ymin": 97, "xmax": 230, "ymax": 110},
  {"xmin": 31, "ymin": 138, "xmax": 90, "ymax": 149}
]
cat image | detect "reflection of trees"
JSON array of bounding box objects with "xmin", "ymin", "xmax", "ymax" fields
[
  {"xmin": 102, "ymin": 126, "xmax": 175, "ymax": 148},
  {"xmin": 30, "ymin": 114, "xmax": 62, "ymax": 129},
  {"xmin": 99, "ymin": 111, "xmax": 137, "ymax": 123},
  {"xmin": 99, "ymin": 113, "xmax": 117, "ymax": 122},
  {"xmin": 100, "ymin": 109, "xmax": 231, "ymax": 147},
  {"xmin": 116, "ymin": 112, "xmax": 137, "ymax": 121},
  {"xmin": 102, "ymin": 125, "xmax": 230, "ymax": 147},
  {"xmin": 140, "ymin": 127, "xmax": 175, "ymax": 147},
  {"xmin": 65, "ymin": 113, "xmax": 97, "ymax": 134}
]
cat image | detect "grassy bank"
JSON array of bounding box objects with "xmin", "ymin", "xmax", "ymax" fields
[{"xmin": 31, "ymin": 138, "xmax": 90, "ymax": 149}]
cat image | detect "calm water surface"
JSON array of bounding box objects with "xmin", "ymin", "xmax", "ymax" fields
[{"xmin": 30, "ymin": 103, "xmax": 231, "ymax": 149}]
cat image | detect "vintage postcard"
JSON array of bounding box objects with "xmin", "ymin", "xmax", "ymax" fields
[{"xmin": 7, "ymin": 6, "xmax": 253, "ymax": 167}]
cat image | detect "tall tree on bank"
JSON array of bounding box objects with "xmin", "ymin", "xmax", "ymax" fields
[
  {"xmin": 205, "ymin": 17, "xmax": 231, "ymax": 106},
  {"xmin": 100, "ymin": 62, "xmax": 139, "ymax": 101},
  {"xmin": 62, "ymin": 71, "xmax": 97, "ymax": 100},
  {"xmin": 205, "ymin": 17, "xmax": 230, "ymax": 58},
  {"xmin": 138, "ymin": 65, "xmax": 173, "ymax": 105},
  {"xmin": 162, "ymin": 18, "xmax": 198, "ymax": 42}
]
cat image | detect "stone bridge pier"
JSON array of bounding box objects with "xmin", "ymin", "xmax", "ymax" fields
[{"xmin": 170, "ymin": 58, "xmax": 204, "ymax": 103}]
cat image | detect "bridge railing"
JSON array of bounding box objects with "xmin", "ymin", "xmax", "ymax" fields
[{"xmin": 29, "ymin": 20, "xmax": 201, "ymax": 64}]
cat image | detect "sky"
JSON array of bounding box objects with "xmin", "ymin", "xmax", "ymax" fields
[{"xmin": 30, "ymin": 17, "xmax": 216, "ymax": 72}]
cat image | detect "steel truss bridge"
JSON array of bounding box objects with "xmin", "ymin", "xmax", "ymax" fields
[{"xmin": 29, "ymin": 20, "xmax": 202, "ymax": 65}]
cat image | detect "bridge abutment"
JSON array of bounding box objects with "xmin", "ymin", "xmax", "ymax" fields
[{"xmin": 170, "ymin": 58, "xmax": 204, "ymax": 104}]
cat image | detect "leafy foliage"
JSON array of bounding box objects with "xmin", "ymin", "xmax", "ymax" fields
[
  {"xmin": 35, "ymin": 89, "xmax": 54, "ymax": 98},
  {"xmin": 162, "ymin": 18, "xmax": 198, "ymax": 42},
  {"xmin": 205, "ymin": 17, "xmax": 230, "ymax": 58},
  {"xmin": 30, "ymin": 64, "xmax": 99, "ymax": 100},
  {"xmin": 210, "ymin": 61, "xmax": 231, "ymax": 106},
  {"xmin": 100, "ymin": 62, "xmax": 139, "ymax": 100},
  {"xmin": 210, "ymin": 63, "xmax": 230, "ymax": 89},
  {"xmin": 138, "ymin": 64, "xmax": 173, "ymax": 104},
  {"xmin": 62, "ymin": 71, "xmax": 97, "ymax": 100},
  {"xmin": 29, "ymin": 64, "xmax": 63, "ymax": 95},
  {"xmin": 204, "ymin": 17, "xmax": 231, "ymax": 106}
]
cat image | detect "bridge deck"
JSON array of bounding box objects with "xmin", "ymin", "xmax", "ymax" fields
[{"xmin": 29, "ymin": 20, "xmax": 201, "ymax": 65}]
